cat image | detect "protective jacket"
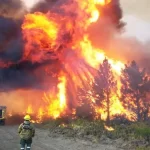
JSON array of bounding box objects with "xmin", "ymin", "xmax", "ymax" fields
[{"xmin": 18, "ymin": 120, "xmax": 35, "ymax": 140}]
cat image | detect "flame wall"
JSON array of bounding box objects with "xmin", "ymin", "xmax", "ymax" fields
[{"xmin": 0, "ymin": 0, "xmax": 149, "ymax": 121}]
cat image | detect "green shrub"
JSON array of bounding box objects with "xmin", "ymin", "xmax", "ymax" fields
[
  {"xmin": 105, "ymin": 124, "xmax": 135, "ymax": 140},
  {"xmin": 136, "ymin": 146, "xmax": 150, "ymax": 150},
  {"xmin": 133, "ymin": 122, "xmax": 150, "ymax": 143},
  {"xmin": 39, "ymin": 118, "xmax": 150, "ymax": 147},
  {"xmin": 70, "ymin": 119, "xmax": 105, "ymax": 137}
]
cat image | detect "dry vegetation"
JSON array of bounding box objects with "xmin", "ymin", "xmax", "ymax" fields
[{"xmin": 35, "ymin": 118, "xmax": 150, "ymax": 150}]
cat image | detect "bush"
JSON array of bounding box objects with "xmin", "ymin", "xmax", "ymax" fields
[
  {"xmin": 136, "ymin": 146, "xmax": 150, "ymax": 150},
  {"xmin": 39, "ymin": 118, "xmax": 150, "ymax": 147},
  {"xmin": 105, "ymin": 124, "xmax": 135, "ymax": 140},
  {"xmin": 133, "ymin": 122, "xmax": 150, "ymax": 144},
  {"xmin": 71, "ymin": 119, "xmax": 105, "ymax": 137}
]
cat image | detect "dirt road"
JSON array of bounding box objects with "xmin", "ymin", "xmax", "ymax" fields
[{"xmin": 0, "ymin": 125, "xmax": 124, "ymax": 150}]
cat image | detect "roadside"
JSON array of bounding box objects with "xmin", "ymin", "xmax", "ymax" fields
[{"xmin": 0, "ymin": 125, "xmax": 123, "ymax": 150}]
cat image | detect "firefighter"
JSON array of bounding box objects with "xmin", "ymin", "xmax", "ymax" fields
[{"xmin": 18, "ymin": 115, "xmax": 35, "ymax": 150}]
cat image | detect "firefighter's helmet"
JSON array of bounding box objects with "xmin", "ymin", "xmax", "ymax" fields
[{"xmin": 24, "ymin": 115, "xmax": 31, "ymax": 121}]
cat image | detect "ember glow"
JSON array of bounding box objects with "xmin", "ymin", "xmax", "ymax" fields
[
  {"xmin": 104, "ymin": 125, "xmax": 114, "ymax": 131},
  {"xmin": 3, "ymin": 0, "xmax": 137, "ymax": 123}
]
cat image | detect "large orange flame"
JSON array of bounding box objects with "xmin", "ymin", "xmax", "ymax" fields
[
  {"xmin": 4, "ymin": 0, "xmax": 136, "ymax": 123},
  {"xmin": 43, "ymin": 74, "xmax": 67, "ymax": 119}
]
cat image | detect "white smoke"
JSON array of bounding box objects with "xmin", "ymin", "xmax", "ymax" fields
[
  {"xmin": 122, "ymin": 16, "xmax": 150, "ymax": 43},
  {"xmin": 120, "ymin": 0, "xmax": 150, "ymax": 42},
  {"xmin": 21, "ymin": 0, "xmax": 44, "ymax": 10}
]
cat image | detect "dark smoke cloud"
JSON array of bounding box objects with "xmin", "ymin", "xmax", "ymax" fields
[
  {"xmin": 0, "ymin": 67, "xmax": 37, "ymax": 91},
  {"xmin": 0, "ymin": 17, "xmax": 23, "ymax": 62},
  {"xmin": 102, "ymin": 0, "xmax": 125, "ymax": 30},
  {"xmin": 0, "ymin": 60, "xmax": 60, "ymax": 91},
  {"xmin": 0, "ymin": 0, "xmax": 26, "ymax": 62},
  {"xmin": 0, "ymin": 1, "xmax": 33, "ymax": 90},
  {"xmin": 0, "ymin": 0, "xmax": 25, "ymax": 19},
  {"xmin": 31, "ymin": 0, "xmax": 69, "ymax": 13}
]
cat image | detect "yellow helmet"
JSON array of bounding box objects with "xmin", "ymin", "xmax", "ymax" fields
[{"xmin": 24, "ymin": 115, "xmax": 31, "ymax": 120}]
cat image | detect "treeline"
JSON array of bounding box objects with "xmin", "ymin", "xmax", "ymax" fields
[{"xmin": 77, "ymin": 59, "xmax": 150, "ymax": 123}]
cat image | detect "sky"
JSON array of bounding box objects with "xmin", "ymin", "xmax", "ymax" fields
[
  {"xmin": 120, "ymin": 0, "xmax": 150, "ymax": 42},
  {"xmin": 123, "ymin": 16, "xmax": 150, "ymax": 42}
]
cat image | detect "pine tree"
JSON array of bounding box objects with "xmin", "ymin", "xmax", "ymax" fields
[
  {"xmin": 120, "ymin": 61, "xmax": 150, "ymax": 121},
  {"xmin": 93, "ymin": 58, "xmax": 117, "ymax": 123}
]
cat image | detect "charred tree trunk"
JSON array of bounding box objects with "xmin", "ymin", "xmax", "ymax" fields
[
  {"xmin": 106, "ymin": 90, "xmax": 110, "ymax": 125},
  {"xmin": 143, "ymin": 108, "xmax": 148, "ymax": 122},
  {"xmin": 143, "ymin": 103, "xmax": 149, "ymax": 122},
  {"xmin": 136, "ymin": 96, "xmax": 141, "ymax": 121}
]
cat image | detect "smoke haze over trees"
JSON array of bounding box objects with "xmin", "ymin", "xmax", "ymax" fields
[{"xmin": 120, "ymin": 61, "xmax": 150, "ymax": 121}]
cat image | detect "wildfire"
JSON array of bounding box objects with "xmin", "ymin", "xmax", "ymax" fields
[
  {"xmin": 76, "ymin": 35, "xmax": 124, "ymax": 74},
  {"xmin": 95, "ymin": 96, "xmax": 134, "ymax": 121},
  {"xmin": 26, "ymin": 105, "xmax": 33, "ymax": 115},
  {"xmin": 7, "ymin": 113, "xmax": 12, "ymax": 117},
  {"xmin": 59, "ymin": 123, "xmax": 68, "ymax": 127},
  {"xmin": 5, "ymin": 0, "xmax": 135, "ymax": 123},
  {"xmin": 22, "ymin": 12, "xmax": 60, "ymax": 62},
  {"xmin": 43, "ymin": 74, "xmax": 67, "ymax": 119},
  {"xmin": 36, "ymin": 108, "xmax": 44, "ymax": 123},
  {"xmin": 24, "ymin": 74, "xmax": 67, "ymax": 122},
  {"xmin": 77, "ymin": 0, "xmax": 111, "ymax": 24}
]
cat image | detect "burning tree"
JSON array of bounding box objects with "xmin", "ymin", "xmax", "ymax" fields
[
  {"xmin": 76, "ymin": 85, "xmax": 96, "ymax": 120},
  {"xmin": 120, "ymin": 61, "xmax": 150, "ymax": 121},
  {"xmin": 93, "ymin": 58, "xmax": 117, "ymax": 123}
]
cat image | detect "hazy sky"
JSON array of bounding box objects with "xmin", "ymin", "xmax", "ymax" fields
[{"xmin": 120, "ymin": 0, "xmax": 150, "ymax": 42}]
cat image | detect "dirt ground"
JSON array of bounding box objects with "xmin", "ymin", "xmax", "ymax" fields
[{"xmin": 0, "ymin": 125, "xmax": 124, "ymax": 150}]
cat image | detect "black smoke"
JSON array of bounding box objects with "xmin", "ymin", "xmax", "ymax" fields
[
  {"xmin": 0, "ymin": 0, "xmax": 26, "ymax": 62},
  {"xmin": 0, "ymin": 1, "xmax": 47, "ymax": 90},
  {"xmin": 0, "ymin": 17, "xmax": 23, "ymax": 62},
  {"xmin": 31, "ymin": 0, "xmax": 69, "ymax": 13},
  {"xmin": 0, "ymin": 0, "xmax": 24, "ymax": 18},
  {"xmin": 102, "ymin": 0, "xmax": 125, "ymax": 30},
  {"xmin": 0, "ymin": 0, "xmax": 124, "ymax": 91}
]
